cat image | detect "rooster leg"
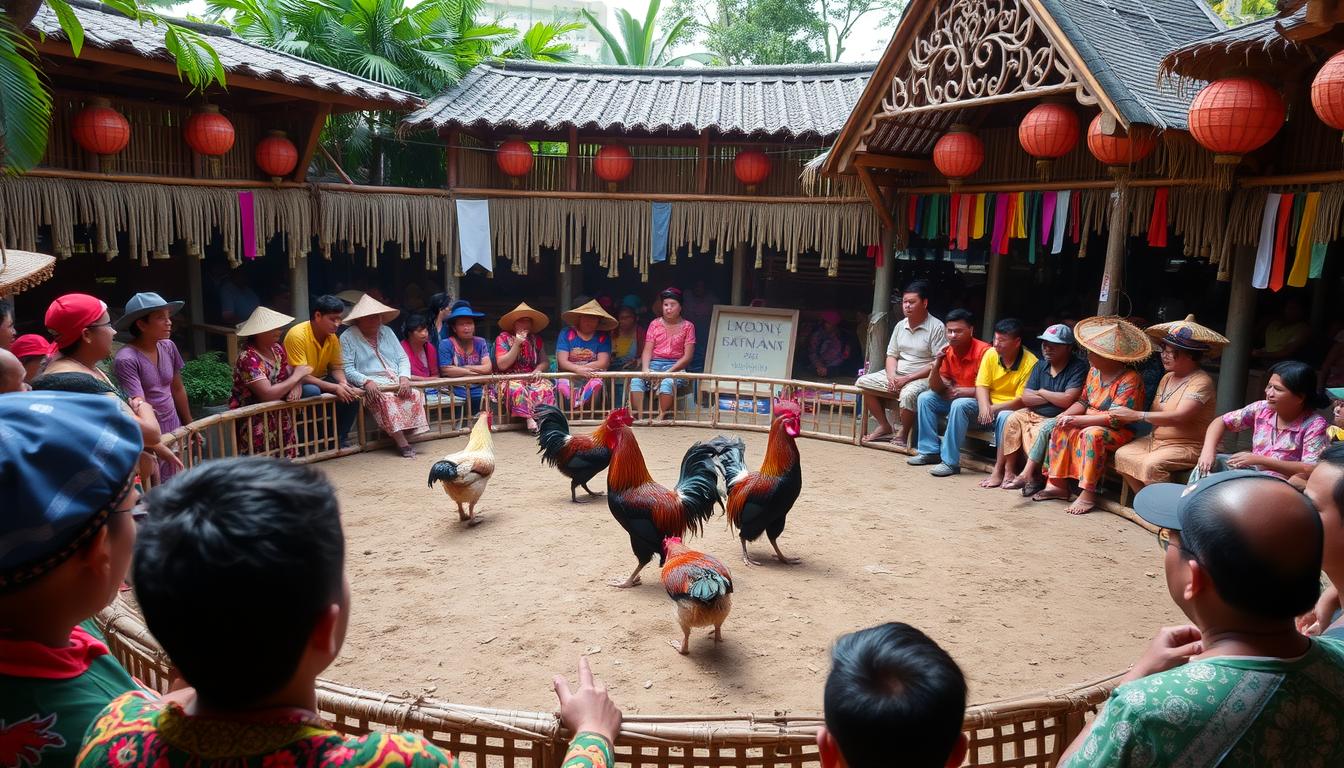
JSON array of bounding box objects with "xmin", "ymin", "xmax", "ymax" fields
[
  {"xmin": 581, "ymin": 482, "xmax": 604, "ymax": 498},
  {"xmin": 740, "ymin": 539, "xmax": 762, "ymax": 568},
  {"xmin": 770, "ymin": 538, "xmax": 802, "ymax": 565},
  {"xmin": 711, "ymin": 624, "xmax": 724, "ymax": 642},
  {"xmin": 467, "ymin": 502, "xmax": 484, "ymax": 527},
  {"xmin": 455, "ymin": 502, "xmax": 468, "ymax": 522},
  {"xmin": 570, "ymin": 483, "xmax": 578, "ymax": 503},
  {"xmin": 607, "ymin": 562, "xmax": 646, "ymax": 588}
]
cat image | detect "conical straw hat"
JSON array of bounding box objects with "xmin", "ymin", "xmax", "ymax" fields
[
  {"xmin": 0, "ymin": 248, "xmax": 55, "ymax": 295},
  {"xmin": 235, "ymin": 306, "xmax": 295, "ymax": 338},
  {"xmin": 499, "ymin": 302, "xmax": 550, "ymax": 333},
  {"xmin": 1073, "ymin": 315, "xmax": 1153, "ymax": 363},
  {"xmin": 344, "ymin": 294, "xmax": 400, "ymax": 324},
  {"xmin": 1145, "ymin": 314, "xmax": 1229, "ymax": 356},
  {"xmin": 562, "ymin": 299, "xmax": 617, "ymax": 331}
]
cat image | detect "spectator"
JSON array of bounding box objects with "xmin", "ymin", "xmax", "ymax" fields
[
  {"xmin": 630, "ymin": 287, "xmax": 696, "ymax": 422},
  {"xmin": 1061, "ymin": 471, "xmax": 1343, "ymax": 766},
  {"xmin": 1198, "ymin": 360, "xmax": 1329, "ymax": 482},
  {"xmin": 437, "ymin": 300, "xmax": 492, "ymax": 417},
  {"xmin": 0, "ymin": 392, "xmax": 144, "ymax": 768},
  {"xmin": 401, "ymin": 312, "xmax": 440, "ymax": 382},
  {"xmin": 217, "ymin": 266, "xmax": 260, "ymax": 326},
  {"xmin": 341, "ymin": 295, "xmax": 430, "ymax": 458},
  {"xmin": 0, "ymin": 348, "xmax": 23, "ymax": 393},
  {"xmin": 557, "ymin": 300, "xmax": 615, "ymax": 407},
  {"xmin": 1252, "ymin": 295, "xmax": 1310, "ymax": 364},
  {"xmin": 683, "ymin": 279, "xmax": 719, "ymax": 371},
  {"xmin": 855, "ymin": 281, "xmax": 948, "ymax": 447},
  {"xmin": 426, "ymin": 291, "xmax": 453, "ymax": 349},
  {"xmin": 819, "ymin": 622, "xmax": 968, "ymax": 768},
  {"xmin": 1329, "ymin": 388, "xmax": 1344, "ymax": 443},
  {"xmin": 284, "ymin": 295, "xmax": 362, "ymax": 448},
  {"xmin": 807, "ymin": 310, "xmax": 853, "ymax": 379},
  {"xmin": 611, "ymin": 305, "xmax": 646, "ymax": 372},
  {"xmin": 10, "ymin": 334, "xmax": 50, "ymax": 383},
  {"xmin": 113, "ymin": 293, "xmax": 191, "ymax": 482},
  {"xmin": 0, "ymin": 297, "xmax": 13, "ymax": 349},
  {"xmin": 993, "ymin": 324, "xmax": 1086, "ymax": 491},
  {"xmin": 1302, "ymin": 444, "xmax": 1344, "ymax": 638},
  {"xmin": 229, "ymin": 307, "xmax": 307, "ymax": 459},
  {"xmin": 78, "ymin": 457, "xmax": 623, "ymax": 768},
  {"xmin": 494, "ymin": 302, "xmax": 558, "ymax": 433},
  {"xmin": 906, "ymin": 309, "xmax": 988, "ymax": 471}
]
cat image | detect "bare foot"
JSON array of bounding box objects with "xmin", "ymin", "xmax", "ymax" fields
[
  {"xmin": 1031, "ymin": 489, "xmax": 1070, "ymax": 502},
  {"xmin": 1002, "ymin": 476, "xmax": 1029, "ymax": 490},
  {"xmin": 999, "ymin": 472, "xmax": 1018, "ymax": 488},
  {"xmin": 979, "ymin": 473, "xmax": 1004, "ymax": 488},
  {"xmin": 862, "ymin": 428, "xmax": 893, "ymax": 442},
  {"xmin": 1067, "ymin": 500, "xmax": 1096, "ymax": 515},
  {"xmin": 890, "ymin": 435, "xmax": 908, "ymax": 448}
]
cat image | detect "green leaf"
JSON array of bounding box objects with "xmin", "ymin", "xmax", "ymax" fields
[
  {"xmin": 0, "ymin": 15, "xmax": 53, "ymax": 173},
  {"xmin": 582, "ymin": 8, "xmax": 628, "ymax": 65},
  {"xmin": 45, "ymin": 0, "xmax": 85, "ymax": 57}
]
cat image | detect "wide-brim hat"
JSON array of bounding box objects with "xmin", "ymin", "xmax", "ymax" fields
[
  {"xmin": 0, "ymin": 248, "xmax": 55, "ymax": 295},
  {"xmin": 114, "ymin": 292, "xmax": 185, "ymax": 331},
  {"xmin": 447, "ymin": 300, "xmax": 485, "ymax": 322},
  {"xmin": 336, "ymin": 290, "xmax": 365, "ymax": 306},
  {"xmin": 499, "ymin": 302, "xmax": 549, "ymax": 333},
  {"xmin": 1073, "ymin": 316, "xmax": 1153, "ymax": 363},
  {"xmin": 344, "ymin": 294, "xmax": 400, "ymax": 325},
  {"xmin": 1145, "ymin": 314, "xmax": 1229, "ymax": 356},
  {"xmin": 562, "ymin": 299, "xmax": 617, "ymax": 331},
  {"xmin": 235, "ymin": 306, "xmax": 295, "ymax": 338}
]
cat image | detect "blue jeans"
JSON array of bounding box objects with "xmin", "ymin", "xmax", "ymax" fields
[
  {"xmin": 630, "ymin": 358, "xmax": 683, "ymax": 395},
  {"xmin": 915, "ymin": 392, "xmax": 1012, "ymax": 467},
  {"xmin": 301, "ymin": 377, "xmax": 359, "ymax": 446}
]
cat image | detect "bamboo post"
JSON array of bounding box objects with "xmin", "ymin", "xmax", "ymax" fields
[
  {"xmin": 187, "ymin": 253, "xmax": 206, "ymax": 356},
  {"xmin": 983, "ymin": 249, "xmax": 1005, "ymax": 343},
  {"xmin": 1097, "ymin": 181, "xmax": 1129, "ymax": 316},
  {"xmin": 291, "ymin": 255, "xmax": 310, "ymax": 321},
  {"xmin": 557, "ymin": 255, "xmax": 573, "ymax": 313},
  {"xmin": 866, "ymin": 228, "xmax": 895, "ymax": 371},
  {"xmin": 730, "ymin": 241, "xmax": 747, "ymax": 305},
  {"xmin": 1217, "ymin": 245, "xmax": 1257, "ymax": 414}
]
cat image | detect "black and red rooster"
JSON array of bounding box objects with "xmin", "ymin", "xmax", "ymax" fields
[
  {"xmin": 709, "ymin": 397, "xmax": 804, "ymax": 566},
  {"xmin": 534, "ymin": 404, "xmax": 620, "ymax": 502}
]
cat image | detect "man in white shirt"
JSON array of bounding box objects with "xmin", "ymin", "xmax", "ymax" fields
[{"xmin": 856, "ymin": 280, "xmax": 948, "ymax": 447}]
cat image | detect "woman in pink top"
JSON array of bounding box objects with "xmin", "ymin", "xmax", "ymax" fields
[
  {"xmin": 1198, "ymin": 360, "xmax": 1329, "ymax": 482},
  {"xmin": 629, "ymin": 287, "xmax": 695, "ymax": 421},
  {"xmin": 400, "ymin": 313, "xmax": 440, "ymax": 380}
]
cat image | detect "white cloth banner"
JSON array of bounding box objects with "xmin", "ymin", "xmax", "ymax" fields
[
  {"xmin": 455, "ymin": 199, "xmax": 492, "ymax": 274},
  {"xmin": 1051, "ymin": 190, "xmax": 1070, "ymax": 254},
  {"xmin": 1252, "ymin": 193, "xmax": 1280, "ymax": 290}
]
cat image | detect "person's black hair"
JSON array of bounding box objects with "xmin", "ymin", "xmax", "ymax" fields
[
  {"xmin": 134, "ymin": 458, "xmax": 345, "ymax": 708},
  {"xmin": 902, "ymin": 280, "xmax": 931, "ymax": 302},
  {"xmin": 1163, "ymin": 342, "xmax": 1204, "ymax": 364},
  {"xmin": 428, "ymin": 292, "xmax": 452, "ymax": 317},
  {"xmin": 944, "ymin": 308, "xmax": 974, "ymax": 327},
  {"xmin": 1268, "ymin": 360, "xmax": 1327, "ymax": 409},
  {"xmin": 403, "ymin": 312, "xmax": 431, "ymax": 337},
  {"xmin": 993, "ymin": 318, "xmax": 1023, "ymax": 339},
  {"xmin": 57, "ymin": 341, "xmax": 82, "ymax": 358},
  {"xmin": 0, "ymin": 297, "xmax": 12, "ymax": 323},
  {"xmin": 1319, "ymin": 443, "xmax": 1344, "ymax": 527},
  {"xmin": 1181, "ymin": 477, "xmax": 1322, "ymax": 620},
  {"xmin": 824, "ymin": 622, "xmax": 966, "ymax": 768},
  {"xmin": 312, "ymin": 295, "xmax": 345, "ymax": 319}
]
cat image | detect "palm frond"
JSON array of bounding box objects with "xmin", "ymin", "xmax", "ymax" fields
[
  {"xmin": 581, "ymin": 8, "xmax": 628, "ymax": 65},
  {"xmin": 0, "ymin": 16, "xmax": 52, "ymax": 173},
  {"xmin": 44, "ymin": 0, "xmax": 86, "ymax": 56}
]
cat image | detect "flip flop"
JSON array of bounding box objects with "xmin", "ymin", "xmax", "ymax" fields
[{"xmin": 1021, "ymin": 480, "xmax": 1046, "ymax": 497}]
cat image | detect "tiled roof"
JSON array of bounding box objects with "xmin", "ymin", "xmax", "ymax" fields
[
  {"xmin": 33, "ymin": 0, "xmax": 421, "ymax": 110},
  {"xmin": 403, "ymin": 61, "xmax": 873, "ymax": 140}
]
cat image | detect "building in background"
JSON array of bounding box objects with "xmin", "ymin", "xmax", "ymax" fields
[{"xmin": 484, "ymin": 0, "xmax": 611, "ymax": 61}]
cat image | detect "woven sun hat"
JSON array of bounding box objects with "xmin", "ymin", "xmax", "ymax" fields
[
  {"xmin": 336, "ymin": 289, "xmax": 365, "ymax": 307},
  {"xmin": 344, "ymin": 294, "xmax": 400, "ymax": 325},
  {"xmin": 0, "ymin": 248, "xmax": 56, "ymax": 296},
  {"xmin": 1145, "ymin": 314, "xmax": 1229, "ymax": 356},
  {"xmin": 114, "ymin": 292, "xmax": 184, "ymax": 332},
  {"xmin": 1073, "ymin": 315, "xmax": 1153, "ymax": 363},
  {"xmin": 235, "ymin": 306, "xmax": 295, "ymax": 338},
  {"xmin": 562, "ymin": 299, "xmax": 618, "ymax": 331},
  {"xmin": 499, "ymin": 302, "xmax": 549, "ymax": 333}
]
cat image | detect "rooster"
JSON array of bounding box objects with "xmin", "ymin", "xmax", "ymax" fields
[
  {"xmin": 661, "ymin": 537, "xmax": 733, "ymax": 655},
  {"xmin": 604, "ymin": 408, "xmax": 723, "ymax": 588},
  {"xmin": 427, "ymin": 410, "xmax": 495, "ymax": 526},
  {"xmin": 535, "ymin": 404, "xmax": 616, "ymax": 502},
  {"xmin": 710, "ymin": 398, "xmax": 804, "ymax": 566}
]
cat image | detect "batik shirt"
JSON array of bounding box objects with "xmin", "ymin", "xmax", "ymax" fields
[
  {"xmin": 1221, "ymin": 399, "xmax": 1329, "ymax": 479},
  {"xmin": 0, "ymin": 620, "xmax": 139, "ymax": 768},
  {"xmin": 77, "ymin": 692, "xmax": 615, "ymax": 768},
  {"xmin": 1062, "ymin": 637, "xmax": 1344, "ymax": 768}
]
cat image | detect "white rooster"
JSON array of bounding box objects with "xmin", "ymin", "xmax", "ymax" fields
[{"xmin": 427, "ymin": 410, "xmax": 495, "ymax": 526}]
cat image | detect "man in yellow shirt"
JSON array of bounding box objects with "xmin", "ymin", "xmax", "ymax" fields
[{"xmin": 284, "ymin": 295, "xmax": 362, "ymax": 447}]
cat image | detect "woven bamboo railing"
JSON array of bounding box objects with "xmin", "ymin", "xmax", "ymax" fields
[{"xmin": 110, "ymin": 371, "xmax": 1121, "ymax": 768}]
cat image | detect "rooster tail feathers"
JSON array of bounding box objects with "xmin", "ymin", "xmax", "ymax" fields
[
  {"xmin": 534, "ymin": 405, "xmax": 571, "ymax": 465},
  {"xmin": 687, "ymin": 570, "xmax": 732, "ymax": 602},
  {"xmin": 707, "ymin": 435, "xmax": 748, "ymax": 485},
  {"xmin": 676, "ymin": 441, "xmax": 725, "ymax": 533},
  {"xmin": 428, "ymin": 460, "xmax": 459, "ymax": 487}
]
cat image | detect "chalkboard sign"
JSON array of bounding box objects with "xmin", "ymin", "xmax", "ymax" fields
[{"xmin": 704, "ymin": 305, "xmax": 799, "ymax": 380}]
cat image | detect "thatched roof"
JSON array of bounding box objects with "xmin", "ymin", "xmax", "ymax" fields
[
  {"xmin": 31, "ymin": 0, "xmax": 421, "ymax": 111},
  {"xmin": 402, "ymin": 61, "xmax": 873, "ymax": 141},
  {"xmin": 1160, "ymin": 7, "xmax": 1332, "ymax": 83}
]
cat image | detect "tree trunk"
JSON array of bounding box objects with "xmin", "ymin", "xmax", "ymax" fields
[
  {"xmin": 367, "ymin": 114, "xmax": 384, "ymax": 186},
  {"xmin": 3, "ymin": 0, "xmax": 44, "ymax": 29}
]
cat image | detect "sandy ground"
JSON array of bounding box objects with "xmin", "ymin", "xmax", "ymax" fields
[{"xmin": 326, "ymin": 426, "xmax": 1183, "ymax": 716}]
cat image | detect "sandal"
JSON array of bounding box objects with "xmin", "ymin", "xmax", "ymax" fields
[
  {"xmin": 1021, "ymin": 480, "xmax": 1046, "ymax": 498},
  {"xmin": 399, "ymin": 445, "xmax": 417, "ymax": 459}
]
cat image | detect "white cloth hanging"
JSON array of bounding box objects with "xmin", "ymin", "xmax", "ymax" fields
[{"xmin": 455, "ymin": 199, "xmax": 492, "ymax": 274}]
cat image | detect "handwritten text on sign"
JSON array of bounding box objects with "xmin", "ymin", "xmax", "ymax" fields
[{"xmin": 708, "ymin": 308, "xmax": 797, "ymax": 379}]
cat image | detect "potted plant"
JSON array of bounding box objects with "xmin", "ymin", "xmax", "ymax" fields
[{"xmin": 181, "ymin": 351, "xmax": 233, "ymax": 420}]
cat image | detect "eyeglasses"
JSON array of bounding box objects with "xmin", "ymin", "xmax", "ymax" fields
[{"xmin": 86, "ymin": 321, "xmax": 114, "ymax": 330}]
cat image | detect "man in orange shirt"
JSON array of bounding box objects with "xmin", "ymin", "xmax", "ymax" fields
[{"xmin": 909, "ymin": 309, "xmax": 989, "ymax": 470}]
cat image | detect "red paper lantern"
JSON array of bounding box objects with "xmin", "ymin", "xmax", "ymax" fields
[
  {"xmin": 932, "ymin": 127, "xmax": 984, "ymax": 182},
  {"xmin": 733, "ymin": 149, "xmax": 772, "ymax": 191},
  {"xmin": 1311, "ymin": 50, "xmax": 1344, "ymax": 133},
  {"xmin": 496, "ymin": 140, "xmax": 535, "ymax": 178},
  {"xmin": 1187, "ymin": 78, "xmax": 1284, "ymax": 162},
  {"xmin": 184, "ymin": 105, "xmax": 235, "ymax": 157},
  {"xmin": 593, "ymin": 144, "xmax": 633, "ymax": 189},
  {"xmin": 1086, "ymin": 114, "xmax": 1157, "ymax": 167},
  {"xmin": 72, "ymin": 98, "xmax": 130, "ymax": 156},
  {"xmin": 255, "ymin": 130, "xmax": 298, "ymax": 180},
  {"xmin": 1018, "ymin": 103, "xmax": 1080, "ymax": 160}
]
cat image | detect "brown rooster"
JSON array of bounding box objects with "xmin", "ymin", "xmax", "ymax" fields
[
  {"xmin": 710, "ymin": 398, "xmax": 804, "ymax": 566},
  {"xmin": 535, "ymin": 404, "xmax": 616, "ymax": 502},
  {"xmin": 427, "ymin": 410, "xmax": 495, "ymax": 526},
  {"xmin": 603, "ymin": 408, "xmax": 723, "ymax": 587},
  {"xmin": 660, "ymin": 537, "xmax": 733, "ymax": 654}
]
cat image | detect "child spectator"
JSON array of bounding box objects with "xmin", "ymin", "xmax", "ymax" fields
[
  {"xmin": 1328, "ymin": 387, "xmax": 1344, "ymax": 443},
  {"xmin": 10, "ymin": 333, "xmax": 51, "ymax": 384}
]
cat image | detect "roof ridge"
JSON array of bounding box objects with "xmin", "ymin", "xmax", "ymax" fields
[
  {"xmin": 67, "ymin": 0, "xmax": 235, "ymax": 39},
  {"xmin": 478, "ymin": 60, "xmax": 877, "ymax": 78}
]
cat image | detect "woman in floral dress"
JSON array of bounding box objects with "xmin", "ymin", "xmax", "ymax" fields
[
  {"xmin": 229, "ymin": 307, "xmax": 309, "ymax": 458},
  {"xmin": 494, "ymin": 302, "xmax": 557, "ymax": 432}
]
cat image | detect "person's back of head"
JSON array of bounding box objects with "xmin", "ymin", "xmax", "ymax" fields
[
  {"xmin": 0, "ymin": 348, "xmax": 23, "ymax": 392},
  {"xmin": 819, "ymin": 623, "xmax": 967, "ymax": 768},
  {"xmin": 134, "ymin": 457, "xmax": 345, "ymax": 709}
]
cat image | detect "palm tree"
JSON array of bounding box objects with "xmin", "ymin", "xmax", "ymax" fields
[
  {"xmin": 0, "ymin": 0, "xmax": 225, "ymax": 174},
  {"xmin": 581, "ymin": 0, "xmax": 712, "ymax": 67}
]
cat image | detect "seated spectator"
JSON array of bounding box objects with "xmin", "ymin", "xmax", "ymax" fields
[
  {"xmin": 229, "ymin": 307, "xmax": 308, "ymax": 459},
  {"xmin": 0, "ymin": 392, "xmax": 145, "ymax": 767},
  {"xmin": 556, "ymin": 300, "xmax": 615, "ymax": 407},
  {"xmin": 1303, "ymin": 444, "xmax": 1344, "ymax": 638},
  {"xmin": 1061, "ymin": 470, "xmax": 1342, "ymax": 766},
  {"xmin": 400, "ymin": 312, "xmax": 439, "ymax": 382},
  {"xmin": 426, "ymin": 291, "xmax": 453, "ymax": 349},
  {"xmin": 78, "ymin": 458, "xmax": 623, "ymax": 768},
  {"xmin": 611, "ymin": 305, "xmax": 645, "ymax": 372},
  {"xmin": 807, "ymin": 310, "xmax": 853, "ymax": 379},
  {"xmin": 0, "ymin": 348, "xmax": 24, "ymax": 393},
  {"xmin": 11, "ymin": 333, "xmax": 50, "ymax": 383},
  {"xmin": 437, "ymin": 300, "xmax": 492, "ymax": 417},
  {"xmin": 1198, "ymin": 360, "xmax": 1328, "ymax": 482},
  {"xmin": 907, "ymin": 309, "xmax": 989, "ymax": 473},
  {"xmin": 0, "ymin": 297, "xmax": 13, "ymax": 349},
  {"xmin": 341, "ymin": 295, "xmax": 430, "ymax": 458},
  {"xmin": 855, "ymin": 281, "xmax": 948, "ymax": 446},
  {"xmin": 1329, "ymin": 388, "xmax": 1344, "ymax": 443},
  {"xmin": 630, "ymin": 288, "xmax": 696, "ymax": 422},
  {"xmin": 284, "ymin": 295, "xmax": 362, "ymax": 448},
  {"xmin": 1111, "ymin": 316, "xmax": 1224, "ymax": 493},
  {"xmin": 993, "ymin": 324, "xmax": 1086, "ymax": 490},
  {"xmin": 818, "ymin": 622, "xmax": 968, "ymax": 768},
  {"xmin": 114, "ymin": 292, "xmax": 191, "ymax": 482},
  {"xmin": 1252, "ymin": 295, "xmax": 1310, "ymax": 364},
  {"xmin": 495, "ymin": 302, "xmax": 558, "ymax": 432},
  {"xmin": 1033, "ymin": 316, "xmax": 1149, "ymax": 515}
]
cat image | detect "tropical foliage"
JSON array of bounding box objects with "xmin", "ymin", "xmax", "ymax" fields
[
  {"xmin": 581, "ymin": 0, "xmax": 712, "ymax": 67},
  {"xmin": 1208, "ymin": 0, "xmax": 1277, "ymax": 23},
  {"xmin": 670, "ymin": 0, "xmax": 901, "ymax": 64}
]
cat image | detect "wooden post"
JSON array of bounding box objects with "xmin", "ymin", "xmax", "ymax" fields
[
  {"xmin": 443, "ymin": 256, "xmax": 460, "ymax": 299},
  {"xmin": 557, "ymin": 256, "xmax": 573, "ymax": 313},
  {"xmin": 731, "ymin": 241, "xmax": 747, "ymax": 305},
  {"xmin": 982, "ymin": 249, "xmax": 1005, "ymax": 342},
  {"xmin": 1098, "ymin": 181, "xmax": 1128, "ymax": 315},
  {"xmin": 866, "ymin": 228, "xmax": 896, "ymax": 370},
  {"xmin": 696, "ymin": 131, "xmax": 710, "ymax": 195},
  {"xmin": 187, "ymin": 253, "xmax": 206, "ymax": 356},
  {"xmin": 567, "ymin": 126, "xmax": 578, "ymax": 192},
  {"xmin": 1217, "ymin": 245, "xmax": 1257, "ymax": 414},
  {"xmin": 446, "ymin": 128, "xmax": 459, "ymax": 189},
  {"xmin": 293, "ymin": 104, "xmax": 330, "ymax": 183},
  {"xmin": 291, "ymin": 255, "xmax": 309, "ymax": 321}
]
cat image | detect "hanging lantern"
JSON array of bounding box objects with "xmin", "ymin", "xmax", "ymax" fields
[
  {"xmin": 1311, "ymin": 50, "xmax": 1344, "ymax": 137},
  {"xmin": 184, "ymin": 105, "xmax": 236, "ymax": 157},
  {"xmin": 1019, "ymin": 103, "xmax": 1079, "ymax": 179},
  {"xmin": 72, "ymin": 98, "xmax": 130, "ymax": 173},
  {"xmin": 496, "ymin": 140, "xmax": 535, "ymax": 186},
  {"xmin": 593, "ymin": 144, "xmax": 633, "ymax": 191},
  {"xmin": 1187, "ymin": 78, "xmax": 1284, "ymax": 163},
  {"xmin": 1086, "ymin": 114, "xmax": 1157, "ymax": 170},
  {"xmin": 932, "ymin": 125, "xmax": 984, "ymax": 186},
  {"xmin": 732, "ymin": 149, "xmax": 772, "ymax": 193},
  {"xmin": 255, "ymin": 130, "xmax": 298, "ymax": 181}
]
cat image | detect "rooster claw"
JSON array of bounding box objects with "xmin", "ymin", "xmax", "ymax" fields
[
  {"xmin": 775, "ymin": 556, "xmax": 802, "ymax": 565},
  {"xmin": 742, "ymin": 556, "xmax": 762, "ymax": 567},
  {"xmin": 668, "ymin": 639, "xmax": 689, "ymax": 655},
  {"xmin": 608, "ymin": 576, "xmax": 641, "ymax": 588},
  {"xmin": 466, "ymin": 514, "xmax": 484, "ymax": 527}
]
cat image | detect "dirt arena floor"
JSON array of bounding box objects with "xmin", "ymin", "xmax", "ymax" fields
[{"xmin": 326, "ymin": 426, "xmax": 1183, "ymax": 715}]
